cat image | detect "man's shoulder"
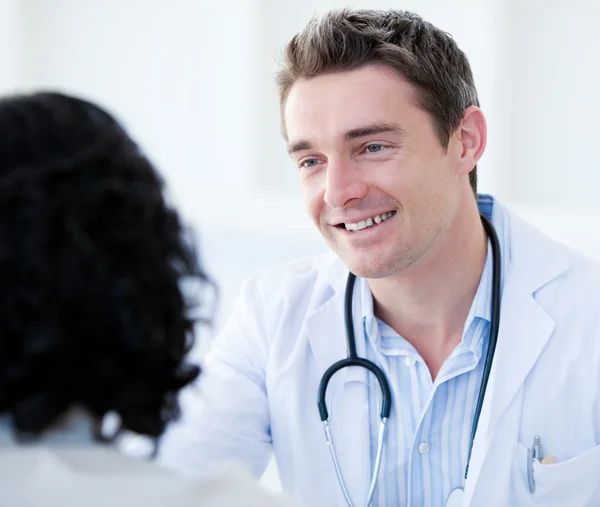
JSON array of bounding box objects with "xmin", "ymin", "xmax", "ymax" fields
[
  {"xmin": 507, "ymin": 208, "xmax": 600, "ymax": 314},
  {"xmin": 249, "ymin": 251, "xmax": 345, "ymax": 297},
  {"xmin": 549, "ymin": 244, "xmax": 600, "ymax": 316}
]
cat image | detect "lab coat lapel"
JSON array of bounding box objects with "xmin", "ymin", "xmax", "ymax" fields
[
  {"xmin": 303, "ymin": 259, "xmax": 372, "ymax": 505},
  {"xmin": 463, "ymin": 211, "xmax": 569, "ymax": 502}
]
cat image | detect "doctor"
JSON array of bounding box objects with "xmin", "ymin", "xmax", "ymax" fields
[{"xmin": 159, "ymin": 8, "xmax": 600, "ymax": 507}]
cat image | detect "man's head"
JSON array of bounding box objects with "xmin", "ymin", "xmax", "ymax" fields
[
  {"xmin": 0, "ymin": 92, "xmax": 208, "ymax": 439},
  {"xmin": 277, "ymin": 9, "xmax": 487, "ymax": 278}
]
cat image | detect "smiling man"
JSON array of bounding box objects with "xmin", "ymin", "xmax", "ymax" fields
[
  {"xmin": 283, "ymin": 62, "xmax": 486, "ymax": 381},
  {"xmin": 160, "ymin": 9, "xmax": 600, "ymax": 507}
]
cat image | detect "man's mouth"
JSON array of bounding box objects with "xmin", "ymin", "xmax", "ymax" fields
[{"xmin": 336, "ymin": 210, "xmax": 396, "ymax": 232}]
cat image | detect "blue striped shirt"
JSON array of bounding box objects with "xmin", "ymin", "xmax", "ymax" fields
[{"xmin": 360, "ymin": 236, "xmax": 495, "ymax": 506}]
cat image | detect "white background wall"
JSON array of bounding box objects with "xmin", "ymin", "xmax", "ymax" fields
[
  {"xmin": 2, "ymin": 0, "xmax": 600, "ymax": 488},
  {"xmin": 5, "ymin": 0, "xmax": 600, "ymax": 265},
  {"xmin": 0, "ymin": 0, "xmax": 21, "ymax": 93}
]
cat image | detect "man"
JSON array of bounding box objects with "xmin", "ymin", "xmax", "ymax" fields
[
  {"xmin": 0, "ymin": 91, "xmax": 297, "ymax": 507},
  {"xmin": 159, "ymin": 9, "xmax": 600, "ymax": 507}
]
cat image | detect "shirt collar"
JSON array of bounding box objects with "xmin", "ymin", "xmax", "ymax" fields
[
  {"xmin": 469, "ymin": 237, "xmax": 494, "ymax": 324},
  {"xmin": 472, "ymin": 193, "xmax": 507, "ymax": 323}
]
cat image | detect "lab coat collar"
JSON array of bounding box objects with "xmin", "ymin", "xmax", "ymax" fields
[
  {"xmin": 303, "ymin": 255, "xmax": 372, "ymax": 505},
  {"xmin": 463, "ymin": 207, "xmax": 570, "ymax": 502}
]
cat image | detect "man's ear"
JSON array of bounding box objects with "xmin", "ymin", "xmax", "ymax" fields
[{"xmin": 455, "ymin": 106, "xmax": 487, "ymax": 175}]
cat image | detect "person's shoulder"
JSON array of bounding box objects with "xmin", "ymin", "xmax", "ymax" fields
[
  {"xmin": 0, "ymin": 448, "xmax": 302, "ymax": 507},
  {"xmin": 174, "ymin": 464, "xmax": 302, "ymax": 507}
]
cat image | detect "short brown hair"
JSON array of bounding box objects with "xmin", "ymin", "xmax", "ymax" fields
[{"xmin": 277, "ymin": 9, "xmax": 480, "ymax": 193}]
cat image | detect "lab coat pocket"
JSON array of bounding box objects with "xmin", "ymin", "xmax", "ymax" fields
[{"xmin": 512, "ymin": 442, "xmax": 600, "ymax": 507}]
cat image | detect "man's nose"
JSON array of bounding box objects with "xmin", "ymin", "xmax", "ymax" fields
[{"xmin": 323, "ymin": 158, "xmax": 368, "ymax": 209}]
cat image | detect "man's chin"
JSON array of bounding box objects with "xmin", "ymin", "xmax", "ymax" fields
[{"xmin": 339, "ymin": 257, "xmax": 396, "ymax": 280}]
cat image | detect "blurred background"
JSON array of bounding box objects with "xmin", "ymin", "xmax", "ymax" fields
[{"xmin": 1, "ymin": 0, "xmax": 599, "ymax": 489}]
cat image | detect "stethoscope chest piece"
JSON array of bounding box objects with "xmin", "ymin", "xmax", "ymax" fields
[{"xmin": 445, "ymin": 488, "xmax": 464, "ymax": 507}]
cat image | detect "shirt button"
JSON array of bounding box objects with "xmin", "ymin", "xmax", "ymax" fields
[
  {"xmin": 418, "ymin": 442, "xmax": 430, "ymax": 455},
  {"xmin": 404, "ymin": 356, "xmax": 416, "ymax": 367}
]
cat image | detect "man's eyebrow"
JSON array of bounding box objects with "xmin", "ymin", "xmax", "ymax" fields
[
  {"xmin": 287, "ymin": 122, "xmax": 405, "ymax": 155},
  {"xmin": 344, "ymin": 122, "xmax": 406, "ymax": 141},
  {"xmin": 287, "ymin": 139, "xmax": 314, "ymax": 155}
]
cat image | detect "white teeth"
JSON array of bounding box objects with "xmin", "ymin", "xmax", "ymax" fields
[{"xmin": 344, "ymin": 211, "xmax": 394, "ymax": 232}]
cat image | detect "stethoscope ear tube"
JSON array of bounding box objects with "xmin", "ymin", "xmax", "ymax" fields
[
  {"xmin": 464, "ymin": 213, "xmax": 502, "ymax": 480},
  {"xmin": 317, "ymin": 271, "xmax": 392, "ymax": 422},
  {"xmin": 317, "ymin": 357, "xmax": 392, "ymax": 421}
]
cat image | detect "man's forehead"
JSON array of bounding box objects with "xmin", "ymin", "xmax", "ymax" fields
[{"xmin": 283, "ymin": 67, "xmax": 418, "ymax": 141}]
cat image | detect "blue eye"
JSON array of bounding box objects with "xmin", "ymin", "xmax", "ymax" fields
[
  {"xmin": 366, "ymin": 144, "xmax": 384, "ymax": 153},
  {"xmin": 301, "ymin": 158, "xmax": 320, "ymax": 168}
]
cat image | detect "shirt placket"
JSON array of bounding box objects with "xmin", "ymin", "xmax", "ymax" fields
[
  {"xmin": 404, "ymin": 355, "xmax": 434, "ymax": 507},
  {"xmin": 405, "ymin": 348, "xmax": 479, "ymax": 507}
]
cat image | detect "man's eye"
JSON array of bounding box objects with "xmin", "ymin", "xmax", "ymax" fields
[
  {"xmin": 301, "ymin": 158, "xmax": 319, "ymax": 168},
  {"xmin": 366, "ymin": 144, "xmax": 384, "ymax": 153}
]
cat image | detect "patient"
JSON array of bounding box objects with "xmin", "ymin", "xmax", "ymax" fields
[{"xmin": 0, "ymin": 92, "xmax": 297, "ymax": 506}]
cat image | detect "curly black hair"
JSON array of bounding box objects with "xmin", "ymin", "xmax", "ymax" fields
[{"xmin": 0, "ymin": 91, "xmax": 207, "ymax": 439}]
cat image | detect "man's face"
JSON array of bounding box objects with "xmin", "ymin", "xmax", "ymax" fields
[{"xmin": 284, "ymin": 65, "xmax": 468, "ymax": 279}]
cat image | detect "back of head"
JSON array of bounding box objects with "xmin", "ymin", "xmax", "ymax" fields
[
  {"xmin": 0, "ymin": 92, "xmax": 206, "ymax": 439},
  {"xmin": 277, "ymin": 8, "xmax": 480, "ymax": 192}
]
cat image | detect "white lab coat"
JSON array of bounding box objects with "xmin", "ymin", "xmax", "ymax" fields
[
  {"xmin": 160, "ymin": 202, "xmax": 600, "ymax": 507},
  {"xmin": 0, "ymin": 415, "xmax": 298, "ymax": 507}
]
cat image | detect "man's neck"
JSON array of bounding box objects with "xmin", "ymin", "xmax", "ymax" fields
[{"xmin": 368, "ymin": 202, "xmax": 488, "ymax": 380}]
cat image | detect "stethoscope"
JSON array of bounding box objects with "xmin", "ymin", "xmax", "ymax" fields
[{"xmin": 317, "ymin": 214, "xmax": 502, "ymax": 507}]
